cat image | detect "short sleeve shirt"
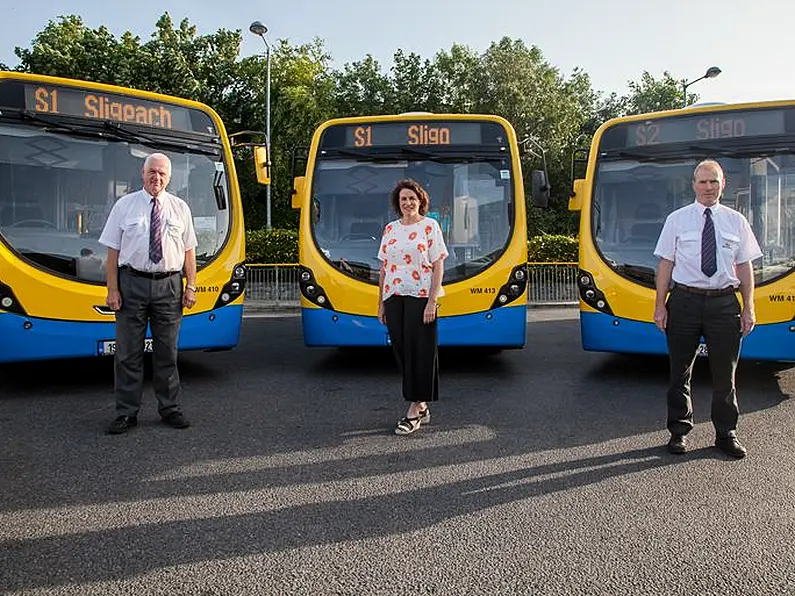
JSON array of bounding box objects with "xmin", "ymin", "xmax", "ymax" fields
[
  {"xmin": 654, "ymin": 201, "xmax": 762, "ymax": 289},
  {"xmin": 99, "ymin": 189, "xmax": 198, "ymax": 273},
  {"xmin": 378, "ymin": 217, "xmax": 448, "ymax": 301}
]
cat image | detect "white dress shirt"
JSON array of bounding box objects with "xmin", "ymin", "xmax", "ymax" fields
[
  {"xmin": 654, "ymin": 201, "xmax": 762, "ymax": 289},
  {"xmin": 99, "ymin": 189, "xmax": 198, "ymax": 272}
]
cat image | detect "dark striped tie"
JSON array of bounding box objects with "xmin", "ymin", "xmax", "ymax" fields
[
  {"xmin": 149, "ymin": 198, "xmax": 163, "ymax": 264},
  {"xmin": 701, "ymin": 207, "xmax": 717, "ymax": 277}
]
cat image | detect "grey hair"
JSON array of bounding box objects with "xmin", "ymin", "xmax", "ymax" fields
[
  {"xmin": 143, "ymin": 153, "xmax": 172, "ymax": 175},
  {"xmin": 693, "ymin": 159, "xmax": 724, "ymax": 181}
]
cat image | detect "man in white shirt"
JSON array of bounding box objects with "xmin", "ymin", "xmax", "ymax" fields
[
  {"xmin": 653, "ymin": 159, "xmax": 762, "ymax": 458},
  {"xmin": 99, "ymin": 153, "xmax": 198, "ymax": 434}
]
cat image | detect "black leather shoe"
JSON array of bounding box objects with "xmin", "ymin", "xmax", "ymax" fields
[
  {"xmin": 108, "ymin": 416, "xmax": 137, "ymax": 435},
  {"xmin": 715, "ymin": 434, "xmax": 747, "ymax": 458},
  {"xmin": 667, "ymin": 434, "xmax": 687, "ymax": 454},
  {"xmin": 162, "ymin": 411, "xmax": 190, "ymax": 429}
]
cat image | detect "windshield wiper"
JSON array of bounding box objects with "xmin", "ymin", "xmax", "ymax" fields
[
  {"xmin": 10, "ymin": 110, "xmax": 220, "ymax": 156},
  {"xmin": 102, "ymin": 121, "xmax": 220, "ymax": 156},
  {"xmin": 614, "ymin": 263, "xmax": 656, "ymax": 285}
]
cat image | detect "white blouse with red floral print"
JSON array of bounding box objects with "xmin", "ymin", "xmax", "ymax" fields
[{"xmin": 378, "ymin": 217, "xmax": 448, "ymax": 301}]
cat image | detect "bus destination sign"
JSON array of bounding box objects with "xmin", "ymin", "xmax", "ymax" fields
[
  {"xmin": 23, "ymin": 84, "xmax": 194, "ymax": 132},
  {"xmin": 625, "ymin": 109, "xmax": 787, "ymax": 147},
  {"xmin": 321, "ymin": 121, "xmax": 500, "ymax": 149}
]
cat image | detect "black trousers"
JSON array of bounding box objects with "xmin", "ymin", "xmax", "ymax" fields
[
  {"xmin": 383, "ymin": 295, "xmax": 439, "ymax": 402},
  {"xmin": 665, "ymin": 287, "xmax": 742, "ymax": 437}
]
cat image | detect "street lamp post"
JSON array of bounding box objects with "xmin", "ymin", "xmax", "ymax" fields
[
  {"xmin": 682, "ymin": 66, "xmax": 722, "ymax": 108},
  {"xmin": 249, "ymin": 20, "xmax": 272, "ymax": 231}
]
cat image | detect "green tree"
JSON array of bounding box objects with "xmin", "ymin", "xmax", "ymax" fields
[
  {"xmin": 432, "ymin": 44, "xmax": 481, "ymax": 113},
  {"xmin": 332, "ymin": 55, "xmax": 394, "ymax": 116},
  {"xmin": 236, "ymin": 39, "xmax": 336, "ymax": 229},
  {"xmin": 624, "ymin": 71, "xmax": 687, "ymax": 115},
  {"xmin": 465, "ymin": 38, "xmax": 590, "ymax": 236}
]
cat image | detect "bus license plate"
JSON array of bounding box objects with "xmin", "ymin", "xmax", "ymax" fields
[
  {"xmin": 697, "ymin": 343, "xmax": 708, "ymax": 357},
  {"xmin": 99, "ymin": 339, "xmax": 154, "ymax": 356}
]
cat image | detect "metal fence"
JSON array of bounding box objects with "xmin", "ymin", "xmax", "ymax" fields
[
  {"xmin": 245, "ymin": 262, "xmax": 579, "ymax": 307},
  {"xmin": 526, "ymin": 262, "xmax": 580, "ymax": 305}
]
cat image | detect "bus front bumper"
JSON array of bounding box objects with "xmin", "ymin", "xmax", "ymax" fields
[
  {"xmin": 302, "ymin": 305, "xmax": 527, "ymax": 348},
  {"xmin": 0, "ymin": 305, "xmax": 243, "ymax": 363},
  {"xmin": 581, "ymin": 310, "xmax": 795, "ymax": 361}
]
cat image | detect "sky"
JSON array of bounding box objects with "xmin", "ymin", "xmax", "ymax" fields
[{"xmin": 2, "ymin": 0, "xmax": 794, "ymax": 105}]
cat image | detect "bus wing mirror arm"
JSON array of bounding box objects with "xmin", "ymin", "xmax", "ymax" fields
[{"xmin": 521, "ymin": 136, "xmax": 551, "ymax": 208}]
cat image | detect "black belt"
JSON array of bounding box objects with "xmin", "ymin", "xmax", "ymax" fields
[
  {"xmin": 120, "ymin": 266, "xmax": 180, "ymax": 280},
  {"xmin": 673, "ymin": 282, "xmax": 737, "ymax": 297}
]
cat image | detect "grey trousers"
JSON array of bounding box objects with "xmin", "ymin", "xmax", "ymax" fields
[
  {"xmin": 114, "ymin": 268, "xmax": 183, "ymax": 417},
  {"xmin": 665, "ymin": 287, "xmax": 742, "ymax": 437}
]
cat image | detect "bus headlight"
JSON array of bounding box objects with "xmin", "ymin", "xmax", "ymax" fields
[
  {"xmin": 0, "ymin": 280, "xmax": 26, "ymax": 316},
  {"xmin": 298, "ymin": 267, "xmax": 334, "ymax": 310},
  {"xmin": 490, "ymin": 265, "xmax": 528, "ymax": 309},
  {"xmin": 213, "ymin": 260, "xmax": 247, "ymax": 309},
  {"xmin": 577, "ymin": 268, "xmax": 613, "ymax": 315}
]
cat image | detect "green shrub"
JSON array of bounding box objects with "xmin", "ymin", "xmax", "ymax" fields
[
  {"xmin": 246, "ymin": 230, "xmax": 579, "ymax": 264},
  {"xmin": 246, "ymin": 229, "xmax": 299, "ymax": 263},
  {"xmin": 527, "ymin": 234, "xmax": 578, "ymax": 263}
]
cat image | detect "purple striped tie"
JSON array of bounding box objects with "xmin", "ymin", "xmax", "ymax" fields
[
  {"xmin": 701, "ymin": 207, "xmax": 717, "ymax": 277},
  {"xmin": 149, "ymin": 198, "xmax": 163, "ymax": 264}
]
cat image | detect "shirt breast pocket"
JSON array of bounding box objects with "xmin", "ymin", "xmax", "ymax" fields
[
  {"xmin": 719, "ymin": 231, "xmax": 740, "ymax": 259},
  {"xmin": 677, "ymin": 230, "xmax": 700, "ymax": 259},
  {"xmin": 124, "ymin": 217, "xmax": 147, "ymax": 238},
  {"xmin": 165, "ymin": 219, "xmax": 184, "ymax": 239}
]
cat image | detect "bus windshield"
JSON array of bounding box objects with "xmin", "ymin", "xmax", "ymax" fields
[
  {"xmin": 0, "ymin": 122, "xmax": 230, "ymax": 283},
  {"xmin": 592, "ymin": 154, "xmax": 795, "ymax": 287},
  {"xmin": 310, "ymin": 156, "xmax": 515, "ymax": 284}
]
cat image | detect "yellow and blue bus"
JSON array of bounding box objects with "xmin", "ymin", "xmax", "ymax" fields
[
  {"xmin": 0, "ymin": 72, "xmax": 247, "ymax": 362},
  {"xmin": 570, "ymin": 100, "xmax": 795, "ymax": 361},
  {"xmin": 284, "ymin": 113, "xmax": 548, "ymax": 348}
]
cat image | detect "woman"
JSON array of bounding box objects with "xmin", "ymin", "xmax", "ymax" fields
[{"xmin": 377, "ymin": 179, "xmax": 448, "ymax": 435}]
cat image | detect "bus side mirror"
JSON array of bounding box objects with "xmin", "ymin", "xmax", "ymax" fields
[
  {"xmin": 292, "ymin": 176, "xmax": 305, "ymax": 209},
  {"xmin": 531, "ymin": 170, "xmax": 550, "ymax": 208},
  {"xmin": 569, "ymin": 179, "xmax": 585, "ymax": 212},
  {"xmin": 254, "ymin": 145, "xmax": 271, "ymax": 186}
]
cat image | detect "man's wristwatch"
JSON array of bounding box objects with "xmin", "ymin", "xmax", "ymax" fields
[{"xmin": 185, "ymin": 285, "xmax": 197, "ymax": 292}]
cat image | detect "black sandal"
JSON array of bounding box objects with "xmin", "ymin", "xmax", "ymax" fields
[{"xmin": 395, "ymin": 415, "xmax": 422, "ymax": 435}]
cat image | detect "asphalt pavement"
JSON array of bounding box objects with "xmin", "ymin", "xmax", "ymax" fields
[{"xmin": 1, "ymin": 307, "xmax": 794, "ymax": 595}]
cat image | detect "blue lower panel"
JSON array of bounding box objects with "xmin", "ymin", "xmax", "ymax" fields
[
  {"xmin": 302, "ymin": 305, "xmax": 526, "ymax": 348},
  {"xmin": 581, "ymin": 310, "xmax": 795, "ymax": 362},
  {"xmin": 0, "ymin": 305, "xmax": 242, "ymax": 363}
]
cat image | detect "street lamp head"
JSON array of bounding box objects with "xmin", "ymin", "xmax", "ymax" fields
[
  {"xmin": 249, "ymin": 21, "xmax": 268, "ymax": 37},
  {"xmin": 705, "ymin": 66, "xmax": 722, "ymax": 79}
]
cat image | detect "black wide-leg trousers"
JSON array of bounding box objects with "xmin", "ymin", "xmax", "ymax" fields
[
  {"xmin": 665, "ymin": 287, "xmax": 742, "ymax": 437},
  {"xmin": 384, "ymin": 295, "xmax": 439, "ymax": 402}
]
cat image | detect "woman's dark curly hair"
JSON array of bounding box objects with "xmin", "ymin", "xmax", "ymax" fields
[{"xmin": 389, "ymin": 179, "xmax": 430, "ymax": 216}]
